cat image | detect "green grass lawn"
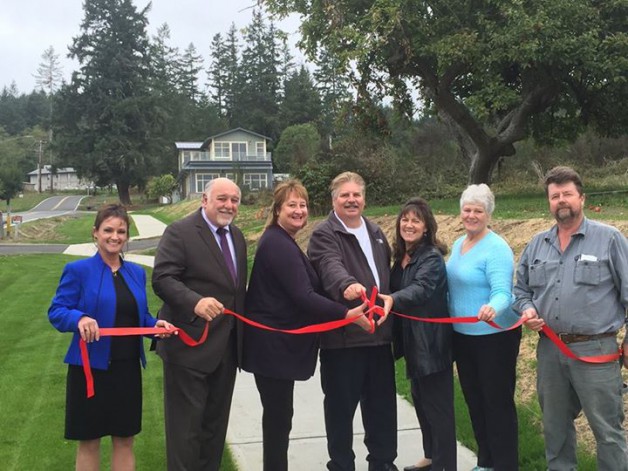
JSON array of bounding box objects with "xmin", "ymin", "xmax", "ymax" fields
[
  {"xmin": 395, "ymin": 358, "xmax": 598, "ymax": 470},
  {"xmin": 0, "ymin": 254, "xmax": 236, "ymax": 471}
]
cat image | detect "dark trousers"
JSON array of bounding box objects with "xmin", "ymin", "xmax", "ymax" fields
[
  {"xmin": 162, "ymin": 340, "xmax": 237, "ymax": 471},
  {"xmin": 254, "ymin": 374, "xmax": 295, "ymax": 471},
  {"xmin": 320, "ymin": 345, "xmax": 397, "ymax": 471},
  {"xmin": 410, "ymin": 366, "xmax": 457, "ymax": 471},
  {"xmin": 453, "ymin": 328, "xmax": 522, "ymax": 471}
]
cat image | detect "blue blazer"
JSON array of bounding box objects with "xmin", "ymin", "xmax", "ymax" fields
[{"xmin": 48, "ymin": 252, "xmax": 157, "ymax": 370}]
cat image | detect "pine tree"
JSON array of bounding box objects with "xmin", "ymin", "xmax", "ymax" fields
[
  {"xmin": 314, "ymin": 47, "xmax": 352, "ymax": 147},
  {"xmin": 53, "ymin": 0, "xmax": 162, "ymax": 204},
  {"xmin": 34, "ymin": 46, "xmax": 63, "ymax": 96},
  {"xmin": 280, "ymin": 65, "xmax": 321, "ymax": 128},
  {"xmin": 33, "ymin": 46, "xmax": 63, "ymax": 191},
  {"xmin": 178, "ymin": 43, "xmax": 204, "ymax": 103},
  {"xmin": 239, "ymin": 10, "xmax": 282, "ymax": 138}
]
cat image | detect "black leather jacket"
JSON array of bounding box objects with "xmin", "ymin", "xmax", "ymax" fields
[{"xmin": 391, "ymin": 244, "xmax": 453, "ymax": 378}]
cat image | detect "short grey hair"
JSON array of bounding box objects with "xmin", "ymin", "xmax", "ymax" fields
[
  {"xmin": 460, "ymin": 184, "xmax": 495, "ymax": 215},
  {"xmin": 204, "ymin": 177, "xmax": 241, "ymax": 198}
]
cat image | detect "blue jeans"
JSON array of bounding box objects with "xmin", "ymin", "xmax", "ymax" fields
[{"xmin": 537, "ymin": 336, "xmax": 628, "ymax": 471}]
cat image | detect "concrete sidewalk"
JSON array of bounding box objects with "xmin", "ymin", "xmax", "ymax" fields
[
  {"xmin": 228, "ymin": 368, "xmax": 477, "ymax": 470},
  {"xmin": 62, "ymin": 212, "xmax": 166, "ymax": 259},
  {"xmin": 66, "ymin": 213, "xmax": 478, "ymax": 470}
]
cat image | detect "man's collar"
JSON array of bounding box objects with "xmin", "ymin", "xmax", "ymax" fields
[
  {"xmin": 333, "ymin": 211, "xmax": 364, "ymax": 231},
  {"xmin": 200, "ymin": 208, "xmax": 229, "ymax": 233}
]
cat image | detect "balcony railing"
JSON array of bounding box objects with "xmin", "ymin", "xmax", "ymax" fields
[{"xmin": 183, "ymin": 152, "xmax": 271, "ymax": 164}]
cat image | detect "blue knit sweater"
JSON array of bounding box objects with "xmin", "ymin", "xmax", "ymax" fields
[{"xmin": 447, "ymin": 231, "xmax": 519, "ymax": 335}]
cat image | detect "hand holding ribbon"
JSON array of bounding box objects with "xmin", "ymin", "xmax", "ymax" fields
[{"xmin": 359, "ymin": 286, "xmax": 622, "ymax": 365}]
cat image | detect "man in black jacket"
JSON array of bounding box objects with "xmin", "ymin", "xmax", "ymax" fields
[{"xmin": 308, "ymin": 171, "xmax": 398, "ymax": 471}]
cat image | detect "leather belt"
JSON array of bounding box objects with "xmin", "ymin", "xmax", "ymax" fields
[{"xmin": 539, "ymin": 331, "xmax": 617, "ymax": 344}]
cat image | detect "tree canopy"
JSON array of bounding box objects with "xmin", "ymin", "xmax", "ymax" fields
[
  {"xmin": 53, "ymin": 0, "xmax": 162, "ymax": 204},
  {"xmin": 264, "ymin": 0, "xmax": 628, "ymax": 183}
]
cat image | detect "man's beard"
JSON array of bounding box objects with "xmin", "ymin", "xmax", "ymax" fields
[{"xmin": 555, "ymin": 206, "xmax": 578, "ymax": 222}]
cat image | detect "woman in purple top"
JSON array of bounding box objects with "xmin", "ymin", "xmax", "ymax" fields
[{"xmin": 242, "ymin": 180, "xmax": 369, "ymax": 471}]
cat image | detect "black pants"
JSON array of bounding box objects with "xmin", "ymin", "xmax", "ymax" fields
[
  {"xmin": 254, "ymin": 374, "xmax": 295, "ymax": 471},
  {"xmin": 454, "ymin": 328, "xmax": 521, "ymax": 471},
  {"xmin": 410, "ymin": 366, "xmax": 457, "ymax": 471},
  {"xmin": 320, "ymin": 345, "xmax": 397, "ymax": 471},
  {"xmin": 162, "ymin": 339, "xmax": 237, "ymax": 471}
]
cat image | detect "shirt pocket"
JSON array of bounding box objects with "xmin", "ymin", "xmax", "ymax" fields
[
  {"xmin": 573, "ymin": 260, "xmax": 604, "ymax": 286},
  {"xmin": 528, "ymin": 260, "xmax": 550, "ymax": 287}
]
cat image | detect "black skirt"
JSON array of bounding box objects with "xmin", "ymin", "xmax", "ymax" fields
[{"xmin": 65, "ymin": 359, "xmax": 142, "ymax": 440}]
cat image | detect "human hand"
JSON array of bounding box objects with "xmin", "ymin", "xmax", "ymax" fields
[
  {"xmin": 345, "ymin": 302, "xmax": 367, "ymax": 320},
  {"xmin": 343, "ymin": 283, "xmax": 366, "ymax": 301},
  {"xmin": 194, "ymin": 297, "xmax": 224, "ymax": 321},
  {"xmin": 376, "ymin": 293, "xmax": 393, "ymax": 326},
  {"xmin": 78, "ymin": 316, "xmax": 100, "ymax": 343},
  {"xmin": 521, "ymin": 308, "xmax": 544, "ymax": 331},
  {"xmin": 155, "ymin": 320, "xmax": 176, "ymax": 338},
  {"xmin": 477, "ymin": 304, "xmax": 496, "ymax": 322},
  {"xmin": 345, "ymin": 302, "xmax": 372, "ymax": 332}
]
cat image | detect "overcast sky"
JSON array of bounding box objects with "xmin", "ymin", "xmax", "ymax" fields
[{"xmin": 0, "ymin": 0, "xmax": 303, "ymax": 94}]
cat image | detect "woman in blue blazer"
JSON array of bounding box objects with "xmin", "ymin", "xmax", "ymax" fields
[
  {"xmin": 49, "ymin": 204, "xmax": 172, "ymax": 470},
  {"xmin": 243, "ymin": 180, "xmax": 369, "ymax": 471}
]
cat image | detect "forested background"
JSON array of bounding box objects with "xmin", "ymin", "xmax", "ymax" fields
[{"xmin": 0, "ymin": 0, "xmax": 626, "ymax": 208}]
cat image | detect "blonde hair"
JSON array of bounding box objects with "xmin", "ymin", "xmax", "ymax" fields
[{"xmin": 330, "ymin": 172, "xmax": 365, "ymax": 200}]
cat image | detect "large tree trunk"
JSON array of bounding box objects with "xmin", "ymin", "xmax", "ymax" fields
[
  {"xmin": 468, "ymin": 148, "xmax": 501, "ymax": 184},
  {"xmin": 117, "ymin": 182, "xmax": 132, "ymax": 205}
]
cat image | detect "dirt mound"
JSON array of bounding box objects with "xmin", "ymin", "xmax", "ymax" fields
[{"xmin": 292, "ymin": 215, "xmax": 628, "ymax": 257}]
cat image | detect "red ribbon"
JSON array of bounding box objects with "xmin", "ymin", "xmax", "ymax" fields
[
  {"xmin": 359, "ymin": 287, "xmax": 622, "ymax": 365},
  {"xmin": 79, "ymin": 310, "xmax": 376, "ymax": 398},
  {"xmin": 79, "ymin": 288, "xmax": 622, "ymax": 398},
  {"xmin": 538, "ymin": 325, "xmax": 622, "ymax": 364},
  {"xmin": 79, "ymin": 323, "xmax": 208, "ymax": 398}
]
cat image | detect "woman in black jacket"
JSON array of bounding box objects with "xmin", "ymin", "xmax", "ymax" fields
[
  {"xmin": 380, "ymin": 197, "xmax": 456, "ymax": 471},
  {"xmin": 242, "ymin": 179, "xmax": 369, "ymax": 471}
]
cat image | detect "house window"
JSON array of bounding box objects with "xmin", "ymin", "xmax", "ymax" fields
[
  {"xmin": 224, "ymin": 173, "xmax": 235, "ymax": 182},
  {"xmin": 256, "ymin": 142, "xmax": 265, "ymax": 157},
  {"xmin": 243, "ymin": 173, "xmax": 268, "ymax": 190},
  {"xmin": 231, "ymin": 142, "xmax": 247, "ymax": 160},
  {"xmin": 214, "ymin": 142, "xmax": 230, "ymax": 159},
  {"xmin": 196, "ymin": 173, "xmax": 220, "ymax": 193}
]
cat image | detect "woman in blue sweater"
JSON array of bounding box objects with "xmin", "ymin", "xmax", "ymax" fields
[
  {"xmin": 447, "ymin": 185, "xmax": 521, "ymax": 471},
  {"xmin": 49, "ymin": 204, "xmax": 172, "ymax": 470}
]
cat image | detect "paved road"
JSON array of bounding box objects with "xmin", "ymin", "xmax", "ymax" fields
[
  {"xmin": 14, "ymin": 195, "xmax": 86, "ymax": 223},
  {"xmin": 0, "ymin": 237, "xmax": 160, "ymax": 255}
]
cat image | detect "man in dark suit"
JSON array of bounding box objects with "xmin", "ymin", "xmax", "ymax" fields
[{"xmin": 152, "ymin": 177, "xmax": 247, "ymax": 471}]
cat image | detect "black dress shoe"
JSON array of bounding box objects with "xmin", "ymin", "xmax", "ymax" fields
[
  {"xmin": 403, "ymin": 464, "xmax": 432, "ymax": 471},
  {"xmin": 368, "ymin": 463, "xmax": 399, "ymax": 471}
]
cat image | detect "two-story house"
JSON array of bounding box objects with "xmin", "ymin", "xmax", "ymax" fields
[{"xmin": 176, "ymin": 128, "xmax": 273, "ymax": 199}]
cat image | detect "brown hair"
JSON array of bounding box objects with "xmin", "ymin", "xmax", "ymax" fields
[
  {"xmin": 93, "ymin": 204, "xmax": 130, "ymax": 231},
  {"xmin": 392, "ymin": 197, "xmax": 448, "ymax": 262},
  {"xmin": 267, "ymin": 179, "xmax": 309, "ymax": 228},
  {"xmin": 544, "ymin": 166, "xmax": 584, "ymax": 196}
]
